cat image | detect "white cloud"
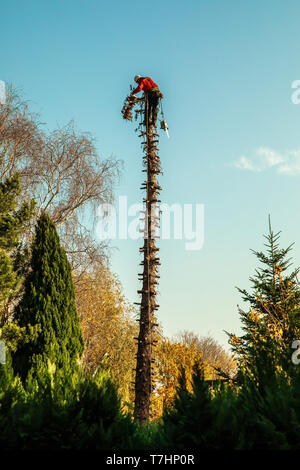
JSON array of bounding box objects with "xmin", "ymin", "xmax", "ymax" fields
[
  {"xmin": 232, "ymin": 147, "xmax": 300, "ymax": 176},
  {"xmin": 256, "ymin": 147, "xmax": 285, "ymax": 167},
  {"xmin": 234, "ymin": 156, "xmax": 259, "ymax": 171}
]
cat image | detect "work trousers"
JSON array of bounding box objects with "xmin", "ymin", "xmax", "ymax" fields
[{"xmin": 146, "ymin": 87, "xmax": 161, "ymax": 125}]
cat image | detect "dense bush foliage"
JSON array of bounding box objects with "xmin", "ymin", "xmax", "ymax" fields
[
  {"xmin": 155, "ymin": 360, "xmax": 300, "ymax": 450},
  {"xmin": 0, "ymin": 353, "xmax": 136, "ymax": 450},
  {"xmin": 2, "ymin": 355, "xmax": 300, "ymax": 450}
]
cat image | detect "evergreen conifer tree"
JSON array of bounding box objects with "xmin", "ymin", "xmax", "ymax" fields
[
  {"xmin": 228, "ymin": 217, "xmax": 300, "ymax": 383},
  {"xmin": 161, "ymin": 363, "xmax": 215, "ymax": 449},
  {"xmin": 12, "ymin": 212, "xmax": 84, "ymax": 380},
  {"xmin": 0, "ymin": 173, "xmax": 35, "ymax": 321}
]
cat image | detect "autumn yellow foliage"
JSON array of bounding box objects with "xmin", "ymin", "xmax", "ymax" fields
[
  {"xmin": 74, "ymin": 266, "xmax": 138, "ymax": 409},
  {"xmin": 73, "ymin": 267, "xmax": 235, "ymax": 419},
  {"xmin": 150, "ymin": 334, "xmax": 235, "ymax": 419}
]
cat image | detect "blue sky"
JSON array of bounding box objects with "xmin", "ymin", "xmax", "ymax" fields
[{"xmin": 2, "ymin": 0, "xmax": 300, "ymax": 348}]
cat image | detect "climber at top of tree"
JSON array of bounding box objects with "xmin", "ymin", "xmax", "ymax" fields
[
  {"xmin": 131, "ymin": 75, "xmax": 163, "ymax": 125},
  {"xmin": 131, "ymin": 75, "xmax": 163, "ymax": 98}
]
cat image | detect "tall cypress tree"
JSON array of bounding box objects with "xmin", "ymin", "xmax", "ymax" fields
[
  {"xmin": 0, "ymin": 173, "xmax": 35, "ymax": 321},
  {"xmin": 13, "ymin": 212, "xmax": 84, "ymax": 380}
]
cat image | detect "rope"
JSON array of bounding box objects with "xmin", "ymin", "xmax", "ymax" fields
[{"xmin": 159, "ymin": 97, "xmax": 165, "ymax": 121}]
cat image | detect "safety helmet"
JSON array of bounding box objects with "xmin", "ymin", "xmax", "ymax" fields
[{"xmin": 134, "ymin": 75, "xmax": 142, "ymax": 83}]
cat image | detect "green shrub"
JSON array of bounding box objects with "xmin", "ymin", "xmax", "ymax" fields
[{"xmin": 0, "ymin": 361, "xmax": 136, "ymax": 450}]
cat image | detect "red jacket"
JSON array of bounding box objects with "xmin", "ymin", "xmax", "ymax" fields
[{"xmin": 132, "ymin": 77, "xmax": 158, "ymax": 95}]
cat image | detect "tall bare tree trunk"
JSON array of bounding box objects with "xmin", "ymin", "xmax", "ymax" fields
[{"xmin": 134, "ymin": 97, "xmax": 162, "ymax": 423}]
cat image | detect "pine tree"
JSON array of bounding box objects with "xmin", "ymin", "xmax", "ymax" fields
[
  {"xmin": 0, "ymin": 173, "xmax": 35, "ymax": 322},
  {"xmin": 228, "ymin": 217, "xmax": 300, "ymax": 383},
  {"xmin": 161, "ymin": 362, "xmax": 216, "ymax": 449},
  {"xmin": 12, "ymin": 212, "xmax": 84, "ymax": 381}
]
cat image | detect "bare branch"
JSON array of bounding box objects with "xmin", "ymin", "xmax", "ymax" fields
[{"xmin": 0, "ymin": 87, "xmax": 122, "ymax": 275}]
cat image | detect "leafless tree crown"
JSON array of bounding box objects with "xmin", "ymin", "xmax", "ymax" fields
[{"xmin": 0, "ymin": 86, "xmax": 122, "ymax": 273}]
